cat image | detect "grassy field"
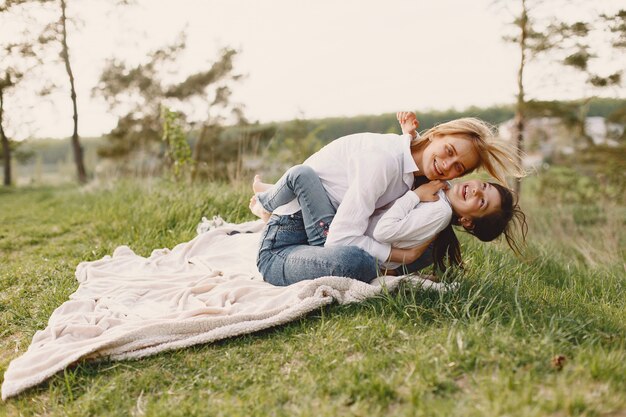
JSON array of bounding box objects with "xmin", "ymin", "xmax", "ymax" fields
[{"xmin": 0, "ymin": 177, "xmax": 624, "ymax": 416}]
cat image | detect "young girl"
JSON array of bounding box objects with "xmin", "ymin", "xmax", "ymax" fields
[
  {"xmin": 252, "ymin": 113, "xmax": 526, "ymax": 286},
  {"xmin": 371, "ymin": 178, "xmax": 527, "ymax": 275}
]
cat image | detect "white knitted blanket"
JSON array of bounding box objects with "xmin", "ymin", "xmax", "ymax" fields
[{"xmin": 1, "ymin": 218, "xmax": 448, "ymax": 400}]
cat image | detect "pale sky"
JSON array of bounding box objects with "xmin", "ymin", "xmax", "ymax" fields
[{"xmin": 1, "ymin": 0, "xmax": 624, "ymax": 139}]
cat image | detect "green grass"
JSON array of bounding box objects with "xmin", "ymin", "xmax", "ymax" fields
[{"xmin": 1, "ymin": 178, "xmax": 625, "ymax": 416}]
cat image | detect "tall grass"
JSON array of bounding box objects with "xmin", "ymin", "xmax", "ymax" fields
[{"xmin": 0, "ymin": 176, "xmax": 624, "ymax": 416}]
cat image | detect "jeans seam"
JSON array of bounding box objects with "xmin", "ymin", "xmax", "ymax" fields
[
  {"xmin": 290, "ymin": 172, "xmax": 333, "ymax": 235},
  {"xmin": 309, "ymin": 215, "xmax": 333, "ymax": 245}
]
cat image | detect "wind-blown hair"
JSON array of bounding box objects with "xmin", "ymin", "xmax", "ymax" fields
[
  {"xmin": 411, "ymin": 118, "xmax": 526, "ymax": 184},
  {"xmin": 431, "ymin": 182, "xmax": 528, "ymax": 272},
  {"xmin": 468, "ymin": 182, "xmax": 528, "ymax": 256}
]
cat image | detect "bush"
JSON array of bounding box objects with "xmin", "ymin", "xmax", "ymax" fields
[
  {"xmin": 536, "ymin": 166, "xmax": 601, "ymax": 204},
  {"xmin": 537, "ymin": 146, "xmax": 625, "ymax": 206}
]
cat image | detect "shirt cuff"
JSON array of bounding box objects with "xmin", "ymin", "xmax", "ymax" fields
[
  {"xmin": 372, "ymin": 241, "xmax": 392, "ymax": 263},
  {"xmin": 402, "ymin": 190, "xmax": 420, "ymax": 205}
]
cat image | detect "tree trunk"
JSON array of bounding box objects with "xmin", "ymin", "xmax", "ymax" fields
[
  {"xmin": 60, "ymin": 0, "xmax": 87, "ymax": 184},
  {"xmin": 514, "ymin": 0, "xmax": 528, "ymax": 196},
  {"xmin": 0, "ymin": 89, "xmax": 11, "ymax": 186},
  {"xmin": 577, "ymin": 98, "xmax": 595, "ymax": 148},
  {"xmin": 191, "ymin": 123, "xmax": 208, "ymax": 181}
]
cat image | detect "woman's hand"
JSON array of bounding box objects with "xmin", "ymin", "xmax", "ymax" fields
[
  {"xmin": 414, "ymin": 180, "xmax": 448, "ymax": 202},
  {"xmin": 396, "ymin": 111, "xmax": 419, "ymax": 138}
]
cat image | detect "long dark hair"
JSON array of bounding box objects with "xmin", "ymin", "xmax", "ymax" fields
[
  {"xmin": 468, "ymin": 183, "xmax": 528, "ymax": 255},
  {"xmin": 432, "ymin": 223, "xmax": 462, "ymax": 272},
  {"xmin": 431, "ymin": 182, "xmax": 528, "ymax": 272}
]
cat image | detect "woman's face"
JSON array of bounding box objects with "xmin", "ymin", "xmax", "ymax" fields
[{"xmin": 421, "ymin": 135, "xmax": 480, "ymax": 180}]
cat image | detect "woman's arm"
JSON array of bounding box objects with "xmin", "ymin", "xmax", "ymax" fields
[
  {"xmin": 387, "ymin": 238, "xmax": 434, "ymax": 264},
  {"xmin": 325, "ymin": 151, "xmax": 399, "ymax": 262}
]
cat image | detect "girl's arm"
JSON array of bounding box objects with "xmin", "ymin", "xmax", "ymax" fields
[
  {"xmin": 396, "ymin": 111, "xmax": 419, "ymax": 139},
  {"xmin": 374, "ymin": 182, "xmax": 451, "ymax": 245}
]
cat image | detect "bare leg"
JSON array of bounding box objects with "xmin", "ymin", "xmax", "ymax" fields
[
  {"xmin": 249, "ymin": 175, "xmax": 272, "ymax": 222},
  {"xmin": 252, "ymin": 174, "xmax": 272, "ymax": 193}
]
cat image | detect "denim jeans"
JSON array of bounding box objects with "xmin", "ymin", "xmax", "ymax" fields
[
  {"xmin": 257, "ymin": 212, "xmax": 379, "ymax": 286},
  {"xmin": 256, "ymin": 165, "xmax": 336, "ymax": 247},
  {"xmin": 256, "ymin": 165, "xmax": 378, "ymax": 286}
]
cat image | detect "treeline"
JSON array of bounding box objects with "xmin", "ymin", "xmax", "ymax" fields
[
  {"xmin": 1, "ymin": 2, "xmax": 243, "ymax": 186},
  {"xmin": 18, "ymin": 97, "xmax": 626, "ymax": 169},
  {"xmin": 291, "ymin": 97, "xmax": 626, "ymax": 143},
  {"xmin": 3, "ymin": 2, "xmax": 624, "ymax": 188}
]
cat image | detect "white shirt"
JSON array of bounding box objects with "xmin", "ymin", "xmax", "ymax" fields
[
  {"xmin": 368, "ymin": 189, "xmax": 453, "ymax": 269},
  {"xmin": 273, "ymin": 133, "xmax": 418, "ymax": 262}
]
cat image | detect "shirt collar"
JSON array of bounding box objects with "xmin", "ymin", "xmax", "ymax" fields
[
  {"xmin": 440, "ymin": 186, "xmax": 451, "ymax": 204},
  {"xmin": 401, "ymin": 135, "xmax": 419, "ymax": 189},
  {"xmin": 402, "ymin": 135, "xmax": 418, "ymax": 174}
]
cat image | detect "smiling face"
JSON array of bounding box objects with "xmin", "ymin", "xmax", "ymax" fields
[
  {"xmin": 421, "ymin": 134, "xmax": 481, "ymax": 180},
  {"xmin": 446, "ymin": 179, "xmax": 502, "ymax": 230}
]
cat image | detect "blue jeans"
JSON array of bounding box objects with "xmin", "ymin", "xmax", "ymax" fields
[
  {"xmin": 257, "ymin": 212, "xmax": 379, "ymax": 286},
  {"xmin": 256, "ymin": 165, "xmax": 378, "ymax": 286},
  {"xmin": 256, "ymin": 165, "xmax": 336, "ymax": 247}
]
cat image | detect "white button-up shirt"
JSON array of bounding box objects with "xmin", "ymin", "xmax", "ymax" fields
[
  {"xmin": 367, "ymin": 189, "xmax": 453, "ymax": 269},
  {"xmin": 273, "ymin": 132, "xmax": 418, "ymax": 261}
]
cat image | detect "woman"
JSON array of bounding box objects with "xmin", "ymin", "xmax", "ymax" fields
[{"xmin": 251, "ymin": 114, "xmax": 525, "ymax": 285}]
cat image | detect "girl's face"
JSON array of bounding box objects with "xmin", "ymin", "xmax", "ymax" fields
[
  {"xmin": 421, "ymin": 135, "xmax": 480, "ymax": 180},
  {"xmin": 447, "ymin": 179, "xmax": 502, "ymax": 230}
]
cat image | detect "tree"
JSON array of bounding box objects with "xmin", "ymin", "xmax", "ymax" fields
[
  {"xmin": 531, "ymin": 9, "xmax": 624, "ymax": 147},
  {"xmin": 502, "ymin": 0, "xmax": 547, "ymax": 194},
  {"xmin": 3, "ymin": 0, "xmax": 89, "ymax": 183},
  {"xmin": 503, "ymin": 0, "xmax": 563, "ymax": 192},
  {"xmin": 58, "ymin": 0, "xmax": 86, "ymax": 183},
  {"xmin": 511, "ymin": 0, "xmax": 530, "ymax": 194},
  {"xmin": 502, "ymin": 2, "xmax": 625, "ymax": 193},
  {"xmin": 161, "ymin": 106, "xmax": 192, "ymax": 179},
  {"xmin": 0, "ymin": 4, "xmax": 46, "ymax": 186},
  {"xmin": 0, "ymin": 71, "xmax": 16, "ymax": 186},
  {"xmin": 0, "ymin": 104, "xmax": 11, "ymax": 185},
  {"xmin": 94, "ymin": 34, "xmax": 244, "ymax": 178}
]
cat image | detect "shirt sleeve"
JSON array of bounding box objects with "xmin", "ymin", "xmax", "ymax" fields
[
  {"xmin": 373, "ymin": 191, "xmax": 453, "ymax": 247},
  {"xmin": 324, "ymin": 151, "xmax": 397, "ymax": 262}
]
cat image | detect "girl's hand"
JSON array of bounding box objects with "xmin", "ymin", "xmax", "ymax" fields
[
  {"xmin": 396, "ymin": 111, "xmax": 419, "ymax": 138},
  {"xmin": 414, "ymin": 180, "xmax": 448, "ymax": 202}
]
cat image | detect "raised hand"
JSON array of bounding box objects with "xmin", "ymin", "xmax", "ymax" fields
[
  {"xmin": 396, "ymin": 111, "xmax": 419, "ymax": 138},
  {"xmin": 414, "ymin": 180, "xmax": 449, "ymax": 202}
]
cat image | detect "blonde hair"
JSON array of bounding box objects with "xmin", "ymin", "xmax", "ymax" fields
[{"xmin": 410, "ymin": 117, "xmax": 525, "ymax": 184}]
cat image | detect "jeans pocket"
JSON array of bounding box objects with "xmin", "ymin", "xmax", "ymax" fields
[
  {"xmin": 279, "ymin": 211, "xmax": 305, "ymax": 232},
  {"xmin": 273, "ymin": 227, "xmax": 308, "ymax": 253},
  {"xmin": 258, "ymin": 223, "xmax": 278, "ymax": 253}
]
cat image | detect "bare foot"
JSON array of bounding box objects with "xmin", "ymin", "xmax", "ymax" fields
[
  {"xmin": 252, "ymin": 174, "xmax": 272, "ymax": 193},
  {"xmin": 249, "ymin": 195, "xmax": 271, "ymax": 223}
]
